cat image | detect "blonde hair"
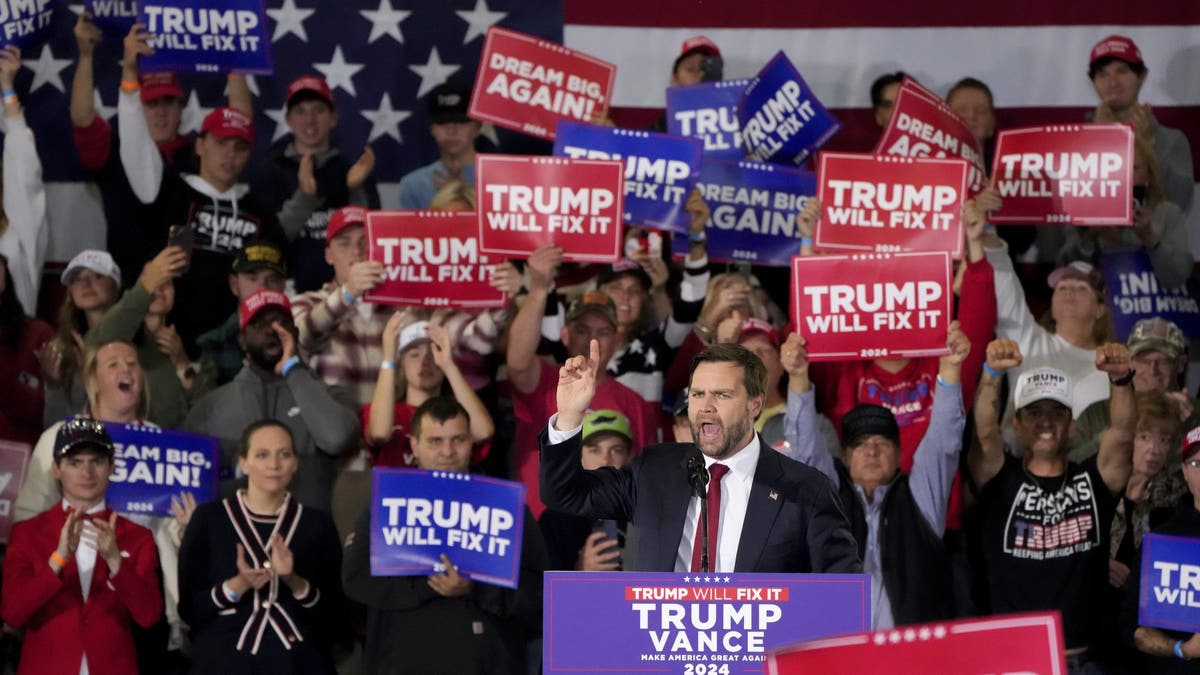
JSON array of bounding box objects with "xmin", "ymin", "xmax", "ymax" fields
[
  {"xmin": 429, "ymin": 180, "xmax": 477, "ymax": 211},
  {"xmin": 1135, "ymin": 390, "xmax": 1183, "ymax": 441},
  {"xmin": 701, "ymin": 272, "xmax": 768, "ymax": 321},
  {"xmin": 82, "ymin": 340, "xmax": 150, "ymax": 420}
]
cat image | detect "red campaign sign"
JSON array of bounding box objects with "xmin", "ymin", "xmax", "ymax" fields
[
  {"xmin": 990, "ymin": 123, "xmax": 1134, "ymax": 226},
  {"xmin": 815, "ymin": 152, "xmax": 966, "ymax": 258},
  {"xmin": 768, "ymin": 612, "xmax": 1066, "ymax": 675},
  {"xmin": 0, "ymin": 441, "xmax": 29, "ymax": 544},
  {"xmin": 790, "ymin": 251, "xmax": 952, "ymax": 361},
  {"xmin": 363, "ymin": 211, "xmax": 506, "ymax": 310},
  {"xmin": 477, "ymin": 154, "xmax": 624, "ymax": 263},
  {"xmin": 469, "ymin": 26, "xmax": 616, "ymax": 140},
  {"xmin": 875, "ymin": 77, "xmax": 986, "ymax": 196}
]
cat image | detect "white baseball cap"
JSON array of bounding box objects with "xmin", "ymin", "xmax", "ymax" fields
[
  {"xmin": 61, "ymin": 250, "xmax": 122, "ymax": 287},
  {"xmin": 1013, "ymin": 367, "xmax": 1073, "ymax": 411},
  {"xmin": 397, "ymin": 321, "xmax": 432, "ymax": 354}
]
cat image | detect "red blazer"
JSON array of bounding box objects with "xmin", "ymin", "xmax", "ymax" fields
[{"xmin": 1, "ymin": 505, "xmax": 163, "ymax": 675}]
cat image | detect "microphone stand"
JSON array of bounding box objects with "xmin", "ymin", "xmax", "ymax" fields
[{"xmin": 687, "ymin": 454, "xmax": 711, "ymax": 573}]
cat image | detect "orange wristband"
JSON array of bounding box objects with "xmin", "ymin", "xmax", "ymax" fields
[
  {"xmin": 120, "ymin": 80, "xmax": 140, "ymax": 92},
  {"xmin": 50, "ymin": 551, "xmax": 68, "ymax": 568}
]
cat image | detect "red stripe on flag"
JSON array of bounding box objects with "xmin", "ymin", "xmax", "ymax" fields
[{"xmin": 565, "ymin": 2, "xmax": 1200, "ymax": 28}]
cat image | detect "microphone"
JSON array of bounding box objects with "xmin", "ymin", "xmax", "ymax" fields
[
  {"xmin": 686, "ymin": 451, "xmax": 711, "ymax": 573},
  {"xmin": 687, "ymin": 452, "xmax": 708, "ymax": 496}
]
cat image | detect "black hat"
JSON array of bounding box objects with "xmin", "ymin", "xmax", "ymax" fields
[
  {"xmin": 54, "ymin": 418, "xmax": 115, "ymax": 461},
  {"xmin": 429, "ymin": 81, "xmax": 471, "ymax": 124},
  {"xmin": 596, "ymin": 260, "xmax": 652, "ymax": 292},
  {"xmin": 232, "ymin": 240, "xmax": 286, "ymax": 276},
  {"xmin": 840, "ymin": 404, "xmax": 900, "ymax": 449}
]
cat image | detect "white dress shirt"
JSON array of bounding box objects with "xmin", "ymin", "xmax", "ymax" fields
[
  {"xmin": 61, "ymin": 499, "xmax": 107, "ymax": 675},
  {"xmin": 548, "ymin": 415, "xmax": 760, "ymax": 573}
]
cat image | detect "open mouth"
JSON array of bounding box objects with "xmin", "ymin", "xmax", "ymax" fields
[
  {"xmin": 699, "ymin": 423, "xmax": 721, "ymax": 440},
  {"xmin": 117, "ymin": 377, "xmax": 135, "ymax": 393}
]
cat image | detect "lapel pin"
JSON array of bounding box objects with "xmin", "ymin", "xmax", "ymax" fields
[{"xmin": 769, "ymin": 490, "xmax": 779, "ymax": 501}]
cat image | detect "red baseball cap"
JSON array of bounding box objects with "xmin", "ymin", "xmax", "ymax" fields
[
  {"xmin": 139, "ymin": 72, "xmax": 183, "ymax": 103},
  {"xmin": 1183, "ymin": 425, "xmax": 1200, "ymax": 462},
  {"xmin": 1089, "ymin": 35, "xmax": 1144, "ymax": 68},
  {"xmin": 201, "ymin": 107, "xmax": 255, "ymax": 145},
  {"xmin": 326, "ymin": 206, "xmax": 367, "ymax": 244},
  {"xmin": 239, "ymin": 289, "xmax": 292, "ymax": 331},
  {"xmin": 285, "ymin": 74, "xmax": 335, "ymax": 109},
  {"xmin": 680, "ymin": 35, "xmax": 721, "ymax": 59},
  {"xmin": 738, "ymin": 318, "xmax": 780, "ymax": 347}
]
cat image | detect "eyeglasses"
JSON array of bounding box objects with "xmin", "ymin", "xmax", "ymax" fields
[{"xmin": 1186, "ymin": 459, "xmax": 1200, "ymax": 469}]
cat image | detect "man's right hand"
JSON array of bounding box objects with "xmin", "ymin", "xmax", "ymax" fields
[
  {"xmin": 344, "ymin": 260, "xmax": 384, "ymax": 298},
  {"xmin": 75, "ymin": 13, "xmax": 102, "ymax": 56},
  {"xmin": 525, "ymin": 243, "xmax": 564, "ymax": 292},
  {"xmin": 122, "ymin": 23, "xmax": 154, "ymax": 74},
  {"xmin": 985, "ymin": 338, "xmax": 1023, "ymax": 374},
  {"xmin": 576, "ymin": 531, "xmax": 620, "ymax": 571},
  {"xmin": 298, "ymin": 154, "xmax": 317, "ymax": 196},
  {"xmin": 555, "ymin": 338, "xmax": 601, "ymax": 431},
  {"xmin": 797, "ymin": 197, "xmax": 821, "ymax": 239},
  {"xmin": 55, "ymin": 509, "xmax": 83, "ymax": 564}
]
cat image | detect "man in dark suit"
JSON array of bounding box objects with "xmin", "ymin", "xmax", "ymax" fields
[{"xmin": 541, "ymin": 340, "xmax": 861, "ymax": 573}]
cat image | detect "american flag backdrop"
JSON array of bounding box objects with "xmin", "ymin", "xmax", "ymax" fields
[{"xmin": 13, "ymin": 0, "xmax": 1200, "ymax": 263}]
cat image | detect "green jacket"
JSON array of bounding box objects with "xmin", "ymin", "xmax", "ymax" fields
[
  {"xmin": 195, "ymin": 313, "xmax": 244, "ymax": 386},
  {"xmin": 86, "ymin": 284, "xmax": 216, "ymax": 428}
]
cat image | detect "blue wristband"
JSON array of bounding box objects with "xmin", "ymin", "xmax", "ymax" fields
[
  {"xmin": 380, "ymin": 360, "xmax": 395, "ymax": 371},
  {"xmin": 1175, "ymin": 640, "xmax": 1188, "ymax": 660},
  {"xmin": 982, "ymin": 363, "xmax": 1001, "ymax": 378},
  {"xmin": 280, "ymin": 356, "xmax": 300, "ymax": 377},
  {"xmin": 936, "ymin": 375, "xmax": 958, "ymax": 388},
  {"xmin": 341, "ymin": 289, "xmax": 355, "ymax": 304},
  {"xmin": 800, "ymin": 236, "xmax": 814, "ymax": 246},
  {"xmin": 1, "ymin": 89, "xmax": 15, "ymax": 100}
]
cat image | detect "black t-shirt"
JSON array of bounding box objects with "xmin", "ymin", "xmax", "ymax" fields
[
  {"xmin": 145, "ymin": 172, "xmax": 287, "ymax": 352},
  {"xmin": 978, "ymin": 454, "xmax": 1117, "ymax": 650}
]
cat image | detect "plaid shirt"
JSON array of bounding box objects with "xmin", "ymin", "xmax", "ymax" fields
[
  {"xmin": 292, "ymin": 283, "xmax": 390, "ymax": 407},
  {"xmin": 292, "ymin": 283, "xmax": 512, "ymax": 405}
]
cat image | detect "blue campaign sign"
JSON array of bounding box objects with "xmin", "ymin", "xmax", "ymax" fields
[
  {"xmin": 1099, "ymin": 247, "xmax": 1200, "ymax": 340},
  {"xmin": 369, "ymin": 468, "xmax": 526, "ymax": 589},
  {"xmin": 104, "ymin": 423, "xmax": 220, "ymax": 517},
  {"xmin": 138, "ymin": 0, "xmax": 272, "ymax": 75},
  {"xmin": 1139, "ymin": 533, "xmax": 1200, "ymax": 633},
  {"xmin": 85, "ymin": 0, "xmax": 138, "ymax": 35},
  {"xmin": 544, "ymin": 571, "xmax": 870, "ymax": 673},
  {"xmin": 671, "ymin": 158, "xmax": 816, "ymax": 267},
  {"xmin": 666, "ymin": 79, "xmax": 751, "ymax": 161},
  {"xmin": 739, "ymin": 51, "xmax": 841, "ymax": 166},
  {"xmin": 0, "ymin": 0, "xmax": 55, "ymax": 48},
  {"xmin": 553, "ymin": 120, "xmax": 702, "ymax": 233}
]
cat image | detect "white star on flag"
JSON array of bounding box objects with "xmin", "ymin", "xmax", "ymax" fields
[
  {"xmin": 359, "ymin": 0, "xmax": 412, "ymax": 45},
  {"xmin": 93, "ymin": 89, "xmax": 116, "ymax": 121},
  {"xmin": 264, "ymin": 105, "xmax": 291, "ymax": 143},
  {"xmin": 179, "ymin": 91, "xmax": 214, "ymax": 136},
  {"xmin": 360, "ymin": 92, "xmax": 412, "ymax": 143},
  {"xmin": 409, "ymin": 47, "xmax": 460, "ymax": 98},
  {"xmin": 26, "ymin": 45, "xmax": 71, "ymax": 93},
  {"xmin": 456, "ymin": 0, "xmax": 506, "ymax": 45},
  {"xmin": 314, "ymin": 46, "xmax": 365, "ymax": 97},
  {"xmin": 267, "ymin": 0, "xmax": 316, "ymax": 43}
]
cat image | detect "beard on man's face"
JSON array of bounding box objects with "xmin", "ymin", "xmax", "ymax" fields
[{"xmin": 245, "ymin": 328, "xmax": 284, "ymax": 372}]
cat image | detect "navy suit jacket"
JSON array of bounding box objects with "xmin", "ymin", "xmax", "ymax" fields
[{"xmin": 539, "ymin": 430, "xmax": 862, "ymax": 573}]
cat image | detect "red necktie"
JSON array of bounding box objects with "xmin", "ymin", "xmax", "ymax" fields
[{"xmin": 690, "ymin": 463, "xmax": 729, "ymax": 573}]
